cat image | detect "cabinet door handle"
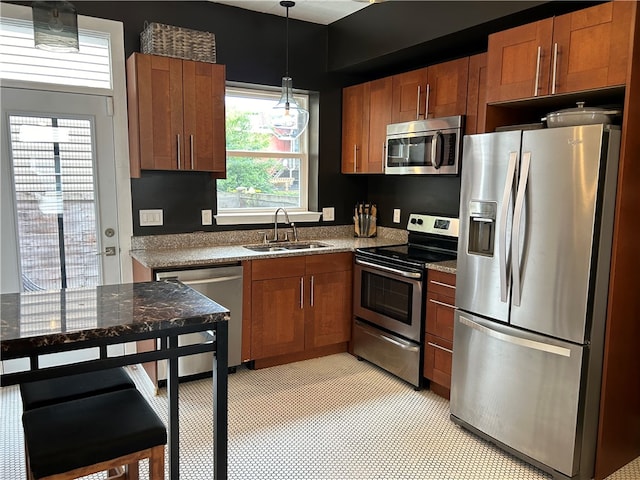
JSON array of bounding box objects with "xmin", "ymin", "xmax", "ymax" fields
[
  {"xmin": 416, "ymin": 85, "xmax": 421, "ymax": 120},
  {"xmin": 551, "ymin": 42, "xmax": 559, "ymax": 95},
  {"xmin": 353, "ymin": 144, "xmax": 357, "ymax": 173},
  {"xmin": 533, "ymin": 46, "xmax": 542, "ymax": 97},
  {"xmin": 425, "ymin": 83, "xmax": 430, "ymax": 119},
  {"xmin": 300, "ymin": 277, "xmax": 304, "ymax": 309},
  {"xmin": 427, "ymin": 342, "xmax": 453, "ymax": 354},
  {"xmin": 190, "ymin": 134, "xmax": 195, "ymax": 169},
  {"xmin": 429, "ymin": 280, "xmax": 456, "ymax": 290},
  {"xmin": 310, "ymin": 275, "xmax": 314, "ymax": 307},
  {"xmin": 177, "ymin": 134, "xmax": 181, "ymax": 169},
  {"xmin": 429, "ymin": 298, "xmax": 456, "ymax": 310}
]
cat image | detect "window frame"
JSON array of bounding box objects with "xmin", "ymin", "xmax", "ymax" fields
[{"xmin": 215, "ymin": 83, "xmax": 320, "ymax": 225}]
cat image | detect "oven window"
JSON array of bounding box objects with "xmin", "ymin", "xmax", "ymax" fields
[{"xmin": 361, "ymin": 271, "xmax": 413, "ymax": 325}]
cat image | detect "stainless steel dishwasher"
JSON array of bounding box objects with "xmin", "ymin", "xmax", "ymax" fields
[{"xmin": 155, "ymin": 264, "xmax": 243, "ymax": 379}]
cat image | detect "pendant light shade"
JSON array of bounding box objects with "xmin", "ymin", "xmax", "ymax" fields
[
  {"xmin": 32, "ymin": 1, "xmax": 79, "ymax": 53},
  {"xmin": 269, "ymin": 1, "xmax": 309, "ymax": 140}
]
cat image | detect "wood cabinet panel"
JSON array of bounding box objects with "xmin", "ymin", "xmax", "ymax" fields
[
  {"xmin": 424, "ymin": 333, "xmax": 453, "ymax": 389},
  {"xmin": 466, "ymin": 52, "xmax": 488, "ymax": 135},
  {"xmin": 426, "ymin": 270, "xmax": 457, "ymax": 296},
  {"xmin": 251, "ymin": 275, "xmax": 306, "ymax": 359},
  {"xmin": 486, "ymin": 2, "xmax": 633, "ymax": 104},
  {"xmin": 341, "ymin": 83, "xmax": 367, "ymax": 174},
  {"xmin": 250, "ymin": 253, "xmax": 353, "ymax": 363},
  {"xmin": 391, "ymin": 68, "xmax": 428, "ymax": 123},
  {"xmin": 552, "ymin": 1, "xmax": 632, "ymax": 95},
  {"xmin": 428, "ymin": 57, "xmax": 469, "ymax": 119},
  {"xmin": 127, "ymin": 53, "xmax": 226, "ymax": 177},
  {"xmin": 305, "ymin": 269, "xmax": 352, "ymax": 349},
  {"xmin": 367, "ymin": 77, "xmax": 393, "ymax": 173},
  {"xmin": 425, "ymin": 292, "xmax": 455, "ymax": 341},
  {"xmin": 486, "ymin": 19, "xmax": 554, "ymax": 103}
]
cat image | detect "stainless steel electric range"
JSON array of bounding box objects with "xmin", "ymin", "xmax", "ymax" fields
[{"xmin": 352, "ymin": 213, "xmax": 459, "ymax": 388}]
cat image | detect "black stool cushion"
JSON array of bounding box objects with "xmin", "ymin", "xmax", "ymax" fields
[
  {"xmin": 22, "ymin": 388, "xmax": 167, "ymax": 479},
  {"xmin": 20, "ymin": 367, "xmax": 135, "ymax": 411}
]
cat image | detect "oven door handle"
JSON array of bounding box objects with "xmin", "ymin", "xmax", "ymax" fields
[{"xmin": 355, "ymin": 258, "xmax": 422, "ymax": 279}]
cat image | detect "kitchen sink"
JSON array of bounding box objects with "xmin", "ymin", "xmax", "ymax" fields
[{"xmin": 243, "ymin": 241, "xmax": 331, "ymax": 252}]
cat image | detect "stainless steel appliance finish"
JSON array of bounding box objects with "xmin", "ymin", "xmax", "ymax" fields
[
  {"xmin": 353, "ymin": 214, "xmax": 458, "ymax": 388},
  {"xmin": 385, "ymin": 116, "xmax": 464, "ymax": 175},
  {"xmin": 155, "ymin": 265, "xmax": 243, "ymax": 379},
  {"xmin": 452, "ymin": 124, "xmax": 621, "ymax": 480}
]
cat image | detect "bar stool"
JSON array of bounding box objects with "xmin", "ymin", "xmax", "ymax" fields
[
  {"xmin": 19, "ymin": 367, "xmax": 136, "ymax": 411},
  {"xmin": 22, "ymin": 388, "xmax": 166, "ymax": 480}
]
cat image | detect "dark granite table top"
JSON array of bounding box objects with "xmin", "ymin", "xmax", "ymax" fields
[{"xmin": 1, "ymin": 280, "xmax": 229, "ymax": 357}]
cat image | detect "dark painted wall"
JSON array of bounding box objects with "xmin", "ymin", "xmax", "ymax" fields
[{"xmin": 4, "ymin": 1, "xmax": 602, "ymax": 234}]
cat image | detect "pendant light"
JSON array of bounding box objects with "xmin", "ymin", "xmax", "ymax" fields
[
  {"xmin": 269, "ymin": 1, "xmax": 309, "ymax": 140},
  {"xmin": 32, "ymin": 1, "xmax": 79, "ymax": 53}
]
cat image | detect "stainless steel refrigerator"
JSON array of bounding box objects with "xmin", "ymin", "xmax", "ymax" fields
[{"xmin": 451, "ymin": 124, "xmax": 621, "ymax": 480}]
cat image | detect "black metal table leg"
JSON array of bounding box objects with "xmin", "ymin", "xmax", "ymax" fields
[
  {"xmin": 213, "ymin": 321, "xmax": 228, "ymax": 480},
  {"xmin": 168, "ymin": 334, "xmax": 180, "ymax": 480}
]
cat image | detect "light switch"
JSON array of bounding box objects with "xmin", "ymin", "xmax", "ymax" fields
[
  {"xmin": 139, "ymin": 209, "xmax": 163, "ymax": 226},
  {"xmin": 201, "ymin": 209, "xmax": 213, "ymax": 226},
  {"xmin": 393, "ymin": 209, "xmax": 401, "ymax": 223},
  {"xmin": 322, "ymin": 207, "xmax": 335, "ymax": 222}
]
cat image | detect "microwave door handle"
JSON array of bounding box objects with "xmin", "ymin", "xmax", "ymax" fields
[
  {"xmin": 432, "ymin": 132, "xmax": 443, "ymax": 169},
  {"xmin": 499, "ymin": 152, "xmax": 518, "ymax": 303},
  {"xmin": 511, "ymin": 151, "xmax": 531, "ymax": 307}
]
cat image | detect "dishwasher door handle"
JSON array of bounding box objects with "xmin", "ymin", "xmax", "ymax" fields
[{"xmin": 157, "ymin": 275, "xmax": 243, "ymax": 285}]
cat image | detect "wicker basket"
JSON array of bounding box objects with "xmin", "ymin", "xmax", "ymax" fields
[{"xmin": 140, "ymin": 22, "xmax": 216, "ymax": 63}]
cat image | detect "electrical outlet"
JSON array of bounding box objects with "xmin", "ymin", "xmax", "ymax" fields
[
  {"xmin": 393, "ymin": 208, "xmax": 401, "ymax": 223},
  {"xmin": 139, "ymin": 209, "xmax": 163, "ymax": 226},
  {"xmin": 201, "ymin": 209, "xmax": 213, "ymax": 226},
  {"xmin": 322, "ymin": 207, "xmax": 335, "ymax": 222}
]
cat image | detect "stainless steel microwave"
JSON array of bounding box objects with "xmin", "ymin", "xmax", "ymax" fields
[{"xmin": 385, "ymin": 115, "xmax": 464, "ymax": 175}]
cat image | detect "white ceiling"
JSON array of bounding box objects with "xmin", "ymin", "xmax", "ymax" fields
[{"xmin": 211, "ymin": 0, "xmax": 375, "ymax": 25}]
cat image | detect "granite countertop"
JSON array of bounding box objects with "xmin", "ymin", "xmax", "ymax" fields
[
  {"xmin": 129, "ymin": 225, "xmax": 457, "ymax": 274},
  {"xmin": 0, "ymin": 281, "xmax": 229, "ymax": 357}
]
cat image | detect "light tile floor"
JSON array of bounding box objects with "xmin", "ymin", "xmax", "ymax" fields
[{"xmin": 1, "ymin": 353, "xmax": 638, "ymax": 479}]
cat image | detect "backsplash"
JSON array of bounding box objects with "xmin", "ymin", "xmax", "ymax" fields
[{"xmin": 131, "ymin": 225, "xmax": 407, "ymax": 251}]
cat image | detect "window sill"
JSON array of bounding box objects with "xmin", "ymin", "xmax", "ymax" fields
[{"xmin": 214, "ymin": 211, "xmax": 322, "ymax": 226}]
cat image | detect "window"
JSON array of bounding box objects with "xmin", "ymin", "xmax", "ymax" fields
[
  {"xmin": 216, "ymin": 85, "xmax": 319, "ymax": 224},
  {"xmin": 0, "ymin": 18, "xmax": 111, "ymax": 89}
]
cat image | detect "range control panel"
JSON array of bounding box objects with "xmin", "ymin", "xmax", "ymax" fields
[{"xmin": 407, "ymin": 214, "xmax": 459, "ymax": 237}]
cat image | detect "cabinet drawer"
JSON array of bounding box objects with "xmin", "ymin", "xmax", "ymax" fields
[
  {"xmin": 306, "ymin": 252, "xmax": 352, "ymax": 275},
  {"xmin": 423, "ymin": 333, "xmax": 453, "ymax": 388},
  {"xmin": 251, "ymin": 256, "xmax": 305, "ymax": 281},
  {"xmin": 425, "ymin": 292, "xmax": 455, "ymax": 341},
  {"xmin": 427, "ymin": 270, "xmax": 456, "ymax": 295}
]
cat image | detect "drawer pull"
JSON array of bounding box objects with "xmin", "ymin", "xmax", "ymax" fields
[
  {"xmin": 429, "ymin": 299, "xmax": 456, "ymax": 310},
  {"xmin": 430, "ymin": 280, "xmax": 455, "ymax": 289},
  {"xmin": 427, "ymin": 342, "xmax": 453, "ymax": 354}
]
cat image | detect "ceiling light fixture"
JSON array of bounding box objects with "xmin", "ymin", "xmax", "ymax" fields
[
  {"xmin": 32, "ymin": 1, "xmax": 79, "ymax": 53},
  {"xmin": 269, "ymin": 1, "xmax": 309, "ymax": 141}
]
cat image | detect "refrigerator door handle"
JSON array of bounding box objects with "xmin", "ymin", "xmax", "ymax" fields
[
  {"xmin": 499, "ymin": 151, "xmax": 518, "ymax": 303},
  {"xmin": 512, "ymin": 151, "xmax": 532, "ymax": 307},
  {"xmin": 458, "ymin": 315, "xmax": 571, "ymax": 357}
]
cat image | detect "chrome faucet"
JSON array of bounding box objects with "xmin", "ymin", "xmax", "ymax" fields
[{"xmin": 271, "ymin": 207, "xmax": 298, "ymax": 242}]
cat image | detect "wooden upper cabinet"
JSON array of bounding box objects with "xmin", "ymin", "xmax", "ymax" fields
[
  {"xmin": 341, "ymin": 78, "xmax": 391, "ymax": 174},
  {"xmin": 341, "ymin": 83, "xmax": 368, "ymax": 174},
  {"xmin": 486, "ymin": 1, "xmax": 633, "ymax": 104},
  {"xmin": 127, "ymin": 53, "xmax": 226, "ymax": 177},
  {"xmin": 486, "ymin": 19, "xmax": 554, "ymax": 103},
  {"xmin": 552, "ymin": 1, "xmax": 633, "ymax": 95},
  {"xmin": 391, "ymin": 67, "xmax": 428, "ymax": 123},
  {"xmin": 367, "ymin": 77, "xmax": 393, "ymax": 173},
  {"xmin": 465, "ymin": 52, "xmax": 488, "ymax": 135},
  {"xmin": 391, "ymin": 58, "xmax": 469, "ymax": 123}
]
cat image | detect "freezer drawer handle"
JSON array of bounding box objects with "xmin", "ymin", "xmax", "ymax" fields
[
  {"xmin": 427, "ymin": 342, "xmax": 453, "ymax": 354},
  {"xmin": 499, "ymin": 151, "xmax": 518, "ymax": 303},
  {"xmin": 459, "ymin": 315, "xmax": 571, "ymax": 357},
  {"xmin": 512, "ymin": 151, "xmax": 532, "ymax": 307},
  {"xmin": 429, "ymin": 299, "xmax": 456, "ymax": 310}
]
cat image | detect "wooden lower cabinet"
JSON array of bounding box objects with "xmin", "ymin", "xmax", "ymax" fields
[
  {"xmin": 250, "ymin": 252, "xmax": 353, "ymax": 366},
  {"xmin": 423, "ymin": 269, "xmax": 456, "ymax": 399}
]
